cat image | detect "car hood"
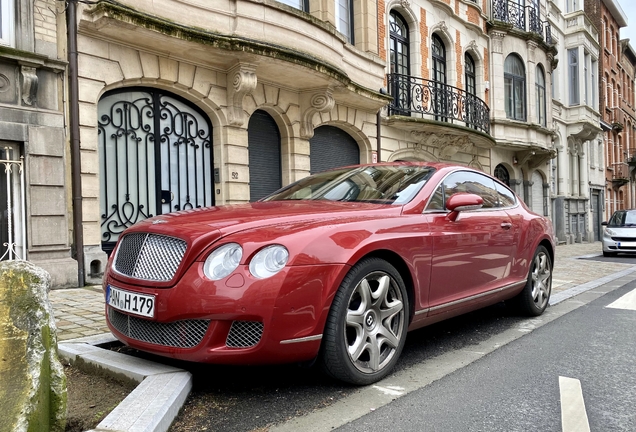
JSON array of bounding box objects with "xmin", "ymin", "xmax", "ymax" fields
[{"xmin": 126, "ymin": 200, "xmax": 402, "ymax": 244}]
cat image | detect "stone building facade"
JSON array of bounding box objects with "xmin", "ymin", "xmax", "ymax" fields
[
  {"xmin": 487, "ymin": 0, "xmax": 557, "ymax": 221},
  {"xmin": 0, "ymin": 0, "xmax": 77, "ymax": 286},
  {"xmin": 72, "ymin": 0, "xmax": 496, "ymax": 283},
  {"xmin": 549, "ymin": 0, "xmax": 602, "ymax": 243}
]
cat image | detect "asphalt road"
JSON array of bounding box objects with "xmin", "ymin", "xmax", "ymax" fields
[
  {"xmin": 337, "ymin": 280, "xmax": 636, "ymax": 432},
  {"xmin": 113, "ymin": 254, "xmax": 636, "ymax": 432}
]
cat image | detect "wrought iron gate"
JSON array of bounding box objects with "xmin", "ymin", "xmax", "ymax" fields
[{"xmin": 98, "ymin": 88, "xmax": 213, "ymax": 254}]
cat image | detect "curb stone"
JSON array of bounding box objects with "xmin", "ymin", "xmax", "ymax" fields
[{"xmin": 58, "ymin": 335, "xmax": 192, "ymax": 432}]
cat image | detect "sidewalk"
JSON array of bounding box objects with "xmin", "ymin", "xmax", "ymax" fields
[{"xmin": 49, "ymin": 241, "xmax": 636, "ymax": 342}]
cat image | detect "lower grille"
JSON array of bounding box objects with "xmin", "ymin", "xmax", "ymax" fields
[
  {"xmin": 108, "ymin": 307, "xmax": 210, "ymax": 348},
  {"xmin": 611, "ymin": 237, "xmax": 636, "ymax": 242},
  {"xmin": 226, "ymin": 321, "xmax": 263, "ymax": 348}
]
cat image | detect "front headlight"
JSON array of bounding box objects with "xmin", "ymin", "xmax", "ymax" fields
[
  {"xmin": 605, "ymin": 228, "xmax": 617, "ymax": 236},
  {"xmin": 203, "ymin": 243, "xmax": 243, "ymax": 280},
  {"xmin": 249, "ymin": 245, "xmax": 289, "ymax": 279}
]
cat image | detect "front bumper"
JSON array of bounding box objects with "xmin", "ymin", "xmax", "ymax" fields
[
  {"xmin": 602, "ymin": 235, "xmax": 636, "ymax": 253},
  {"xmin": 103, "ymin": 262, "xmax": 349, "ymax": 364}
]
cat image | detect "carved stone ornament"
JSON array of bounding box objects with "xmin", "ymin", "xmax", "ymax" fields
[
  {"xmin": 467, "ymin": 40, "xmax": 478, "ymax": 54},
  {"xmin": 0, "ymin": 74, "xmax": 10, "ymax": 93},
  {"xmin": 411, "ymin": 132, "xmax": 473, "ymax": 159},
  {"xmin": 21, "ymin": 66, "xmax": 38, "ymax": 106},
  {"xmin": 226, "ymin": 63, "xmax": 258, "ymax": 127},
  {"xmin": 400, "ymin": 0, "xmax": 410, "ymax": 8},
  {"xmin": 300, "ymin": 89, "xmax": 335, "ymax": 139},
  {"xmin": 491, "ymin": 31, "xmax": 505, "ymax": 54}
]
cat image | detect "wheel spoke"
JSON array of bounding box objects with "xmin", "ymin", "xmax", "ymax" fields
[
  {"xmin": 349, "ymin": 336, "xmax": 370, "ymax": 362},
  {"xmin": 379, "ymin": 300, "xmax": 403, "ymax": 321},
  {"xmin": 356, "ymin": 278, "xmax": 373, "ymax": 312},
  {"xmin": 367, "ymin": 334, "xmax": 381, "ymax": 371},
  {"xmin": 346, "ymin": 310, "xmax": 365, "ymax": 326},
  {"xmin": 377, "ymin": 323, "xmax": 400, "ymax": 348},
  {"xmin": 372, "ymin": 275, "xmax": 391, "ymax": 303}
]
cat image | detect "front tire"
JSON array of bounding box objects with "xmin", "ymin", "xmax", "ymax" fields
[
  {"xmin": 514, "ymin": 245, "xmax": 552, "ymax": 316},
  {"xmin": 321, "ymin": 257, "xmax": 409, "ymax": 385},
  {"xmin": 603, "ymin": 251, "xmax": 618, "ymax": 257}
]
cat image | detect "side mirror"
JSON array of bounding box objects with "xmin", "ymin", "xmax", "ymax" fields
[
  {"xmin": 446, "ymin": 193, "xmax": 483, "ymax": 222},
  {"xmin": 601, "ymin": 221, "xmax": 608, "ymax": 226}
]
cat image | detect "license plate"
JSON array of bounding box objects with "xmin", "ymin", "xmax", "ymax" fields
[{"xmin": 107, "ymin": 285, "xmax": 155, "ymax": 318}]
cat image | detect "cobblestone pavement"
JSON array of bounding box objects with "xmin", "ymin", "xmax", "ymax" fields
[{"xmin": 49, "ymin": 242, "xmax": 636, "ymax": 341}]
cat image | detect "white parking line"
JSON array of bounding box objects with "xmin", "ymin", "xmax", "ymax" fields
[
  {"xmin": 606, "ymin": 287, "xmax": 636, "ymax": 311},
  {"xmin": 559, "ymin": 376, "xmax": 590, "ymax": 432}
]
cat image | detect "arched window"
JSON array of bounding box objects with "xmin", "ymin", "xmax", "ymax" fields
[
  {"xmin": 432, "ymin": 34, "xmax": 448, "ymax": 121},
  {"xmin": 465, "ymin": 53, "xmax": 477, "ymax": 129},
  {"xmin": 504, "ymin": 54, "xmax": 526, "ymax": 121},
  {"xmin": 389, "ymin": 11, "xmax": 410, "ymax": 114},
  {"xmin": 536, "ymin": 65, "xmax": 546, "ymax": 126},
  {"xmin": 494, "ymin": 164, "xmax": 510, "ymax": 187}
]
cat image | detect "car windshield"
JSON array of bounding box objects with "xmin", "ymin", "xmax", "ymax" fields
[
  {"xmin": 608, "ymin": 210, "xmax": 636, "ymax": 227},
  {"xmin": 262, "ymin": 165, "xmax": 436, "ymax": 205}
]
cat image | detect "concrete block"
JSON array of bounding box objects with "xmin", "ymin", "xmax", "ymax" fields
[
  {"xmin": 58, "ymin": 342, "xmax": 105, "ymax": 362},
  {"xmin": 28, "ymin": 126, "xmax": 65, "ymax": 157},
  {"xmin": 95, "ymin": 371, "xmax": 192, "ymax": 432},
  {"xmin": 29, "ymin": 155, "xmax": 65, "ymax": 186},
  {"xmin": 158, "ymin": 58, "xmax": 179, "ymax": 83},
  {"xmin": 76, "ymin": 348, "xmax": 183, "ymax": 383},
  {"xmin": 63, "ymin": 333, "xmax": 116, "ymax": 346},
  {"xmin": 109, "ymin": 45, "xmax": 144, "ymax": 81},
  {"xmin": 78, "ymin": 54, "xmax": 124, "ymax": 86}
]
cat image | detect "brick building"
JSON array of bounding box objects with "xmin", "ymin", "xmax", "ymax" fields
[{"xmin": 585, "ymin": 0, "xmax": 630, "ymax": 219}]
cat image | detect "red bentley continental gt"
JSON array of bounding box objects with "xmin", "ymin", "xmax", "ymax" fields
[{"xmin": 103, "ymin": 162, "xmax": 555, "ymax": 385}]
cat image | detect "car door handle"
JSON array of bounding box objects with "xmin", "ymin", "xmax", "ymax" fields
[{"xmin": 501, "ymin": 222, "xmax": 512, "ymax": 230}]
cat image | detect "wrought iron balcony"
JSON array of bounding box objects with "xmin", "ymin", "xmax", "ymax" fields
[
  {"xmin": 386, "ymin": 74, "xmax": 490, "ymax": 134},
  {"xmin": 492, "ymin": 0, "xmax": 553, "ymax": 44}
]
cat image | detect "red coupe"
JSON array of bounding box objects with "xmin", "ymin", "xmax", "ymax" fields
[{"xmin": 103, "ymin": 163, "xmax": 555, "ymax": 385}]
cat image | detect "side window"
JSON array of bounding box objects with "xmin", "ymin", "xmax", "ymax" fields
[
  {"xmin": 440, "ymin": 171, "xmax": 499, "ymax": 209},
  {"xmin": 495, "ymin": 182, "xmax": 517, "ymax": 207},
  {"xmin": 427, "ymin": 185, "xmax": 445, "ymax": 210}
]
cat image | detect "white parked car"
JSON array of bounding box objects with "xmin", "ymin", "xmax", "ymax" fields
[{"xmin": 602, "ymin": 209, "xmax": 636, "ymax": 257}]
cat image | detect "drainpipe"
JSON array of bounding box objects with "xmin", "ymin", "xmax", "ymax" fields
[
  {"xmin": 376, "ymin": 110, "xmax": 382, "ymax": 163},
  {"xmin": 67, "ymin": 0, "xmax": 85, "ymax": 287}
]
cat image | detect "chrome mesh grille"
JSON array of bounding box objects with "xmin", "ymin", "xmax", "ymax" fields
[
  {"xmin": 108, "ymin": 307, "xmax": 210, "ymax": 348},
  {"xmin": 114, "ymin": 233, "xmax": 187, "ymax": 281},
  {"xmin": 226, "ymin": 321, "xmax": 264, "ymax": 348}
]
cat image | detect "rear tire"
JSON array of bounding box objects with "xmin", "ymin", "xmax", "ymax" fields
[
  {"xmin": 513, "ymin": 245, "xmax": 552, "ymax": 316},
  {"xmin": 321, "ymin": 257, "xmax": 409, "ymax": 385}
]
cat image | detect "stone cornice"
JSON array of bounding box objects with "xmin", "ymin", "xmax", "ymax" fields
[{"xmin": 83, "ymin": 1, "xmax": 392, "ymax": 106}]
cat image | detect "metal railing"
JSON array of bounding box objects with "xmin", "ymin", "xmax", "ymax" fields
[
  {"xmin": 492, "ymin": 0, "xmax": 553, "ymax": 44},
  {"xmin": 387, "ymin": 74, "xmax": 491, "ymax": 134},
  {"xmin": 0, "ymin": 148, "xmax": 26, "ymax": 261}
]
